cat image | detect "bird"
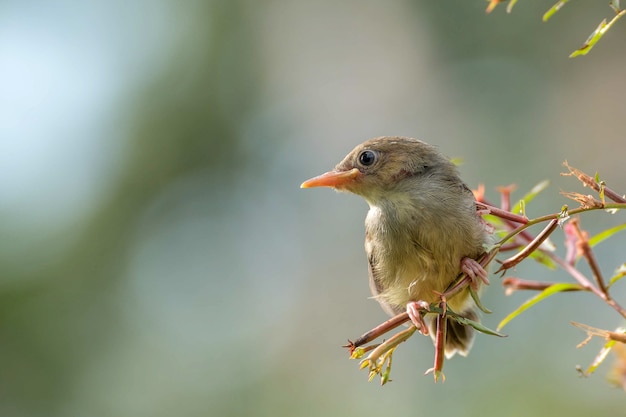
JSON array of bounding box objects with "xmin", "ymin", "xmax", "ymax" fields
[{"xmin": 301, "ymin": 136, "xmax": 491, "ymax": 358}]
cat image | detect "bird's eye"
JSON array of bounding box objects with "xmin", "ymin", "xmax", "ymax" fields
[{"xmin": 358, "ymin": 150, "xmax": 378, "ymax": 167}]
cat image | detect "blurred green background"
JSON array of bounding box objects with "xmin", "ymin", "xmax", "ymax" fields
[{"xmin": 1, "ymin": 1, "xmax": 625, "ymax": 416}]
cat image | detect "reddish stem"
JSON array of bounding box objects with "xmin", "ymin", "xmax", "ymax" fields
[
  {"xmin": 350, "ymin": 312, "xmax": 409, "ymax": 349},
  {"xmin": 496, "ymin": 218, "xmax": 559, "ymax": 273}
]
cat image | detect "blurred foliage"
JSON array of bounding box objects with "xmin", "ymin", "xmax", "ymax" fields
[
  {"xmin": 488, "ymin": 0, "xmax": 625, "ymax": 57},
  {"xmin": 0, "ymin": 1, "xmax": 262, "ymax": 415}
]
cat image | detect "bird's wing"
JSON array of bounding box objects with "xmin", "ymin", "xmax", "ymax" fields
[{"xmin": 367, "ymin": 247, "xmax": 400, "ymax": 317}]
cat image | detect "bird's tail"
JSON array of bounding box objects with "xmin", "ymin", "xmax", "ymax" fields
[{"xmin": 429, "ymin": 308, "xmax": 477, "ymax": 359}]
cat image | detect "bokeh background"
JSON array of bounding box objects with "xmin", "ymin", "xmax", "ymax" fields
[{"xmin": 1, "ymin": 1, "xmax": 625, "ymax": 416}]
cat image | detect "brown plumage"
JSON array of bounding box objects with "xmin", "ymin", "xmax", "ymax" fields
[{"xmin": 301, "ymin": 136, "xmax": 490, "ymax": 357}]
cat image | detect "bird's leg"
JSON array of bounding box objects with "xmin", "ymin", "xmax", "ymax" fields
[
  {"xmin": 461, "ymin": 257, "xmax": 489, "ymax": 289},
  {"xmin": 406, "ymin": 300, "xmax": 431, "ymax": 335}
]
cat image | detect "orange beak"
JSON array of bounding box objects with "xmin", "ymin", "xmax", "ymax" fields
[{"xmin": 300, "ymin": 168, "xmax": 360, "ymax": 189}]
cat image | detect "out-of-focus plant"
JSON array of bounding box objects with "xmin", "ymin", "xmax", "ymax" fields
[{"xmin": 485, "ymin": 0, "xmax": 625, "ymax": 57}]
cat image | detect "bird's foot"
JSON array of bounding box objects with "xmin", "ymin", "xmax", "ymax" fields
[
  {"xmin": 461, "ymin": 257, "xmax": 489, "ymax": 289},
  {"xmin": 406, "ymin": 300, "xmax": 431, "ymax": 335},
  {"xmin": 476, "ymin": 207, "xmax": 491, "ymax": 217}
]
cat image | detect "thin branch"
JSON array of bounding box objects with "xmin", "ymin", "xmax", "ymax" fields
[
  {"xmin": 425, "ymin": 300, "xmax": 447, "ymax": 383},
  {"xmin": 501, "ymin": 277, "xmax": 584, "ymax": 295},
  {"xmin": 549, "ymin": 252, "xmax": 626, "ymax": 320},
  {"xmin": 347, "ymin": 312, "xmax": 410, "ymax": 350},
  {"xmin": 477, "ymin": 202, "xmax": 528, "ymax": 224},
  {"xmin": 496, "ymin": 219, "xmax": 559, "ymax": 273},
  {"xmin": 571, "ymin": 218, "xmax": 608, "ymax": 294}
]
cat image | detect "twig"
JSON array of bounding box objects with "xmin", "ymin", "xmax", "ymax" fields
[
  {"xmin": 495, "ymin": 203, "xmax": 626, "ymax": 250},
  {"xmin": 425, "ymin": 300, "xmax": 447, "ymax": 382},
  {"xmin": 572, "ymin": 322, "xmax": 626, "ymax": 344},
  {"xmin": 347, "ymin": 312, "xmax": 410, "ymax": 351},
  {"xmin": 477, "ymin": 202, "xmax": 528, "ymax": 224},
  {"xmin": 496, "ymin": 219, "xmax": 559, "ymax": 273},
  {"xmin": 571, "ymin": 218, "xmax": 608, "ymax": 294},
  {"xmin": 549, "ymin": 252, "xmax": 626, "ymax": 320},
  {"xmin": 502, "ymin": 277, "xmax": 578, "ymax": 294},
  {"xmin": 562, "ymin": 162, "xmax": 626, "ymax": 204}
]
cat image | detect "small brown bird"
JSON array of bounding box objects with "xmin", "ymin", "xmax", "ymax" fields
[{"xmin": 301, "ymin": 136, "xmax": 490, "ymax": 358}]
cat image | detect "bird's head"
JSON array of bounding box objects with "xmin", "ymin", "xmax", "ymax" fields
[{"xmin": 301, "ymin": 136, "xmax": 456, "ymax": 204}]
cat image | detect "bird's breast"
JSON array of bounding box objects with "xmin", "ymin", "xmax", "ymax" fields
[
  {"xmin": 365, "ymin": 205, "xmax": 444, "ymax": 307},
  {"xmin": 364, "ymin": 200, "xmax": 479, "ymax": 312}
]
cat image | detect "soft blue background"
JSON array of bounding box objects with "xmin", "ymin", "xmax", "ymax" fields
[{"xmin": 1, "ymin": 1, "xmax": 625, "ymax": 416}]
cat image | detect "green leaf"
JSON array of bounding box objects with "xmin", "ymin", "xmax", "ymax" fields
[
  {"xmin": 506, "ymin": 0, "xmax": 518, "ymax": 13},
  {"xmin": 599, "ymin": 181, "xmax": 606, "ymax": 204},
  {"xmin": 543, "ymin": 0, "xmax": 570, "ymax": 22},
  {"xmin": 446, "ymin": 309, "xmax": 507, "ymax": 337},
  {"xmin": 570, "ymin": 11, "xmax": 626, "ymax": 58},
  {"xmin": 558, "ymin": 205, "xmax": 570, "ymax": 227},
  {"xmin": 447, "ymin": 310, "xmax": 506, "ymax": 337},
  {"xmin": 570, "ymin": 20, "xmax": 607, "ymax": 57},
  {"xmin": 528, "ymin": 249, "xmax": 558, "ymax": 270},
  {"xmin": 511, "ymin": 180, "xmax": 550, "ymax": 215},
  {"xmin": 588, "ymin": 223, "xmax": 626, "ymax": 248},
  {"xmin": 498, "ymin": 283, "xmax": 583, "ymax": 330},
  {"xmin": 450, "ymin": 157, "xmax": 464, "ymax": 167},
  {"xmin": 583, "ymin": 339, "xmax": 616, "ymax": 376},
  {"xmin": 469, "ymin": 286, "xmax": 492, "ymax": 314},
  {"xmin": 607, "ymin": 263, "xmax": 626, "ymax": 289},
  {"xmin": 428, "ymin": 305, "xmax": 504, "ymax": 336},
  {"xmin": 483, "ymin": 214, "xmax": 506, "ymax": 228}
]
